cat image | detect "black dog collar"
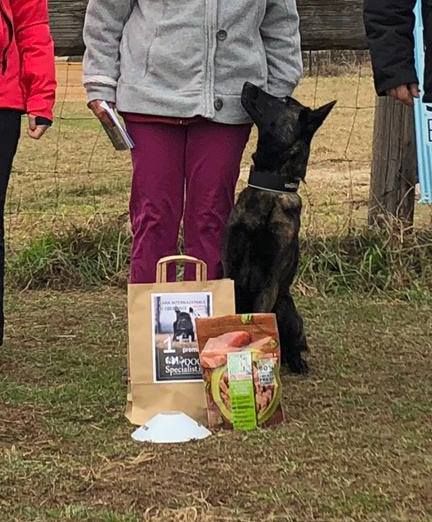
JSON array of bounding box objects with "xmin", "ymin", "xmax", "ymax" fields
[{"xmin": 247, "ymin": 167, "xmax": 299, "ymax": 194}]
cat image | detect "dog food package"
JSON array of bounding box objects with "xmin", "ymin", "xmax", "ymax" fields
[
  {"xmin": 196, "ymin": 314, "xmax": 284, "ymax": 430},
  {"xmin": 127, "ymin": 256, "xmax": 235, "ymax": 427}
]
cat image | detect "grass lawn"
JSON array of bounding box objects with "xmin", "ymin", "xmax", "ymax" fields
[
  {"xmin": 7, "ymin": 63, "xmax": 431, "ymax": 249},
  {"xmin": 1, "ymin": 62, "xmax": 431, "ymax": 522},
  {"xmin": 1, "ymin": 290, "xmax": 431, "ymax": 521}
]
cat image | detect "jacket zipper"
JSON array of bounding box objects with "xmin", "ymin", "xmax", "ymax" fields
[
  {"xmin": 203, "ymin": 0, "xmax": 210, "ymax": 116},
  {"xmin": 203, "ymin": 0, "xmax": 217, "ymax": 118},
  {"xmin": 0, "ymin": 1, "xmax": 14, "ymax": 74}
]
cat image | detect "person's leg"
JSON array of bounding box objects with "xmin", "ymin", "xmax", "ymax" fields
[
  {"xmin": 183, "ymin": 120, "xmax": 251, "ymax": 280},
  {"xmin": 126, "ymin": 121, "xmax": 186, "ymax": 283},
  {"xmin": 0, "ymin": 110, "xmax": 21, "ymax": 344}
]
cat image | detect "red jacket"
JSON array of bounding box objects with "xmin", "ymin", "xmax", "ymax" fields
[{"xmin": 0, "ymin": 0, "xmax": 56, "ymax": 121}]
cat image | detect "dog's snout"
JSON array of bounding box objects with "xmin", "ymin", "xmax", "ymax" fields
[{"xmin": 242, "ymin": 81, "xmax": 258, "ymax": 99}]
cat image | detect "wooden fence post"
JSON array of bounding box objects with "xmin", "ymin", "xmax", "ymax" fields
[{"xmin": 368, "ymin": 97, "xmax": 417, "ymax": 227}]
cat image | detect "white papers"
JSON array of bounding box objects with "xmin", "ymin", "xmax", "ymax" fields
[{"xmin": 100, "ymin": 101, "xmax": 134, "ymax": 150}]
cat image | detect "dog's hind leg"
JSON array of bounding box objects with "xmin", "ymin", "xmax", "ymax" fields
[
  {"xmin": 274, "ymin": 294, "xmax": 309, "ymax": 374},
  {"xmin": 253, "ymin": 282, "xmax": 280, "ymax": 314}
]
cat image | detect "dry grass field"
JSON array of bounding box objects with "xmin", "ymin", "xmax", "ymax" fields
[
  {"xmin": 9, "ymin": 63, "xmax": 432, "ymax": 246},
  {"xmin": 1, "ymin": 291, "xmax": 431, "ymax": 521},
  {"xmin": 1, "ymin": 62, "xmax": 431, "ymax": 522},
  {"xmin": 5, "ymin": 63, "xmax": 380, "ymax": 243}
]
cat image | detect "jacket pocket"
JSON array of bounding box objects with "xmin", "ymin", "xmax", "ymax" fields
[
  {"xmin": 215, "ymin": 2, "xmax": 268, "ymax": 95},
  {"xmin": 119, "ymin": 3, "xmax": 165, "ymax": 82},
  {"xmin": 258, "ymin": 38, "xmax": 268, "ymax": 80},
  {"xmin": 143, "ymin": 2, "xmax": 204, "ymax": 93}
]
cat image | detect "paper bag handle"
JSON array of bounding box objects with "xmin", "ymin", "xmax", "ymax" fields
[{"xmin": 156, "ymin": 255, "xmax": 208, "ymax": 283}]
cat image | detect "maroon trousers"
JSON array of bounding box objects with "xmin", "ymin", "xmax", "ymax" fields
[{"xmin": 125, "ymin": 118, "xmax": 251, "ymax": 283}]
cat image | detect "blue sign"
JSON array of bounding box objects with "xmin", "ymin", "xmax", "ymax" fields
[{"xmin": 414, "ymin": 0, "xmax": 432, "ymax": 203}]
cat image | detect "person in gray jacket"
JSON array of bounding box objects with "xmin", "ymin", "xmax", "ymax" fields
[{"xmin": 83, "ymin": 0, "xmax": 303, "ymax": 283}]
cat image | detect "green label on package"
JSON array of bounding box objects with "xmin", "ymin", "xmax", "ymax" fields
[{"xmin": 227, "ymin": 351, "xmax": 257, "ymax": 431}]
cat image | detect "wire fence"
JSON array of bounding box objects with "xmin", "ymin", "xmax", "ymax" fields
[{"xmin": 9, "ymin": 51, "xmax": 427, "ymax": 248}]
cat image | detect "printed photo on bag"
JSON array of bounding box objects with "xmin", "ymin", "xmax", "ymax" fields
[{"xmin": 151, "ymin": 292, "xmax": 213, "ymax": 383}]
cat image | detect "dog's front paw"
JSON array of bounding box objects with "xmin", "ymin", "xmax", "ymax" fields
[{"xmin": 286, "ymin": 355, "xmax": 309, "ymax": 375}]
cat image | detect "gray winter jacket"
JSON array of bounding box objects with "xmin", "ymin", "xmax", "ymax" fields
[{"xmin": 83, "ymin": 0, "xmax": 303, "ymax": 124}]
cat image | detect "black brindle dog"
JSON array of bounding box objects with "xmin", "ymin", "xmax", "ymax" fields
[{"xmin": 224, "ymin": 82, "xmax": 335, "ymax": 374}]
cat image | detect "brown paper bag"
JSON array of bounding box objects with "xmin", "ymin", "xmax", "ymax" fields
[{"xmin": 126, "ymin": 255, "xmax": 235, "ymax": 426}]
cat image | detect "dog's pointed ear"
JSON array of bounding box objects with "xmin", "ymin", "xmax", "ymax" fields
[{"xmin": 302, "ymin": 101, "xmax": 336, "ymax": 136}]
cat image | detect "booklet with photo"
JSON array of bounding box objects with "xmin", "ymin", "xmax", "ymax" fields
[{"xmin": 99, "ymin": 101, "xmax": 134, "ymax": 151}]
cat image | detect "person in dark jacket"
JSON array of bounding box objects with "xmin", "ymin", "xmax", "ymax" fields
[
  {"xmin": 364, "ymin": 0, "xmax": 432, "ymax": 106},
  {"xmin": 0, "ymin": 0, "xmax": 56, "ymax": 344}
]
